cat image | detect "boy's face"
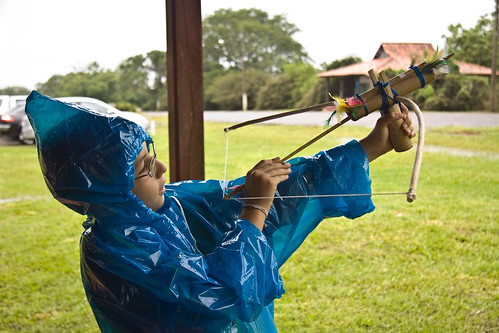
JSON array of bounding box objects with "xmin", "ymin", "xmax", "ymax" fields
[{"xmin": 131, "ymin": 142, "xmax": 167, "ymax": 211}]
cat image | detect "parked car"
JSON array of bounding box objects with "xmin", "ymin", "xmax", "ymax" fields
[
  {"xmin": 19, "ymin": 96, "xmax": 151, "ymax": 144},
  {"xmin": 0, "ymin": 104, "xmax": 32, "ymax": 143},
  {"xmin": 0, "ymin": 95, "xmax": 28, "ymax": 115},
  {"xmin": 0, "ymin": 96, "xmax": 9, "ymax": 115},
  {"xmin": 19, "ymin": 114, "xmax": 35, "ymax": 144},
  {"xmin": 58, "ymin": 97, "xmax": 150, "ymax": 131}
]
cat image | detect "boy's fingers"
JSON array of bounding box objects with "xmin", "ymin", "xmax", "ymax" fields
[
  {"xmin": 390, "ymin": 103, "xmax": 415, "ymax": 137},
  {"xmin": 252, "ymin": 163, "xmax": 291, "ymax": 178},
  {"xmin": 252, "ymin": 157, "xmax": 285, "ymax": 168}
]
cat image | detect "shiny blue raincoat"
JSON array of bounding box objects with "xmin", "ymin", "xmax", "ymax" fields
[{"xmin": 25, "ymin": 91, "xmax": 375, "ymax": 332}]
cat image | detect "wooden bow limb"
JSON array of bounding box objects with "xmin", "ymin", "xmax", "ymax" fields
[
  {"xmin": 224, "ymin": 102, "xmax": 336, "ymax": 133},
  {"xmin": 224, "ymin": 53, "xmax": 452, "ymax": 134},
  {"xmin": 223, "ymin": 97, "xmax": 424, "ymax": 202},
  {"xmin": 395, "ymin": 96, "xmax": 425, "ymax": 202},
  {"xmin": 223, "ymin": 117, "xmax": 350, "ymax": 199},
  {"xmin": 222, "ymin": 52, "xmax": 448, "ymax": 200}
]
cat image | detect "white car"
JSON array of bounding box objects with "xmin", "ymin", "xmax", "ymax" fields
[
  {"xmin": 20, "ymin": 96, "xmax": 151, "ymax": 143},
  {"xmin": 0, "ymin": 95, "xmax": 28, "ymax": 114}
]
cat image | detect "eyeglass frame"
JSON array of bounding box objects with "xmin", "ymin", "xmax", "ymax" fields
[{"xmin": 134, "ymin": 140, "xmax": 157, "ymax": 180}]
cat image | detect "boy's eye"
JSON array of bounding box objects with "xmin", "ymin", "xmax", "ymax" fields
[
  {"xmin": 138, "ymin": 162, "xmax": 148, "ymax": 175},
  {"xmin": 137, "ymin": 155, "xmax": 153, "ymax": 176},
  {"xmin": 136, "ymin": 158, "xmax": 147, "ymax": 175}
]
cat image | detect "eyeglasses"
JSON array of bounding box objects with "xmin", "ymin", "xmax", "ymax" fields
[{"xmin": 134, "ymin": 140, "xmax": 157, "ymax": 180}]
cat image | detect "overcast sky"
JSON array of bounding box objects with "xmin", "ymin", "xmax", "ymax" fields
[{"xmin": 0, "ymin": 0, "xmax": 494, "ymax": 90}]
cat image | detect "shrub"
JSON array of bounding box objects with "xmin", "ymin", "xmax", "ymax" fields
[
  {"xmin": 255, "ymin": 76, "xmax": 294, "ymax": 110},
  {"xmin": 417, "ymin": 74, "xmax": 489, "ymax": 111},
  {"xmin": 205, "ymin": 70, "xmax": 270, "ymax": 110},
  {"xmin": 114, "ymin": 102, "xmax": 141, "ymax": 112}
]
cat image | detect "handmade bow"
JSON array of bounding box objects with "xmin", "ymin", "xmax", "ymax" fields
[{"xmin": 223, "ymin": 49, "xmax": 452, "ymax": 202}]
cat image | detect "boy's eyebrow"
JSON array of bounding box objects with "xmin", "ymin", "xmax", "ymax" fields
[{"xmin": 135, "ymin": 152, "xmax": 147, "ymax": 168}]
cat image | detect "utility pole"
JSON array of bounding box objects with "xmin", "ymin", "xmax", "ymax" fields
[
  {"xmin": 490, "ymin": 0, "xmax": 498, "ymax": 112},
  {"xmin": 241, "ymin": 24, "xmax": 248, "ymax": 111}
]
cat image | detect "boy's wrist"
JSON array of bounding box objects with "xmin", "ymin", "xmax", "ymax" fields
[
  {"xmin": 240, "ymin": 204, "xmax": 269, "ymax": 231},
  {"xmin": 359, "ymin": 136, "xmax": 391, "ymax": 162},
  {"xmin": 242, "ymin": 203, "xmax": 268, "ymax": 217}
]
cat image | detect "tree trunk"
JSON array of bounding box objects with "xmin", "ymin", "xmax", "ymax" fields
[{"xmin": 490, "ymin": 0, "xmax": 498, "ymax": 112}]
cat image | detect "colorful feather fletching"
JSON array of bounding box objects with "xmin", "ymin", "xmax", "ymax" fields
[
  {"xmin": 324, "ymin": 93, "xmax": 364, "ymax": 127},
  {"xmin": 421, "ymin": 47, "xmax": 451, "ymax": 75}
]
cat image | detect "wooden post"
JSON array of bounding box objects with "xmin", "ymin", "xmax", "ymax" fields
[
  {"xmin": 325, "ymin": 77, "xmax": 331, "ymax": 102},
  {"xmin": 166, "ymin": 0, "xmax": 205, "ymax": 181},
  {"xmin": 339, "ymin": 78, "xmax": 345, "ymax": 97}
]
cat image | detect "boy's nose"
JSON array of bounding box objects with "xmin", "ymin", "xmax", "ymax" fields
[{"xmin": 155, "ymin": 159, "xmax": 167, "ymax": 177}]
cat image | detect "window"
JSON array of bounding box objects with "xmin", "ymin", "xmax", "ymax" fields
[{"xmin": 79, "ymin": 102, "xmax": 108, "ymax": 114}]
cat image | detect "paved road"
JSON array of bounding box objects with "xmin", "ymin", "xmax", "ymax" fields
[
  {"xmin": 0, "ymin": 136, "xmax": 24, "ymax": 145},
  {"xmin": 3, "ymin": 110, "xmax": 498, "ymax": 146},
  {"xmin": 203, "ymin": 111, "xmax": 499, "ymax": 129}
]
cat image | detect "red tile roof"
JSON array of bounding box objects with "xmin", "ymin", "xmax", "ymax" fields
[
  {"xmin": 455, "ymin": 60, "xmax": 498, "ymax": 75},
  {"xmin": 374, "ymin": 43, "xmax": 435, "ymax": 64},
  {"xmin": 317, "ymin": 58, "xmax": 391, "ymax": 77},
  {"xmin": 318, "ymin": 43, "xmax": 496, "ymax": 77}
]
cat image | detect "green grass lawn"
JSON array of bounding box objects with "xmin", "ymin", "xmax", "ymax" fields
[{"xmin": 0, "ymin": 116, "xmax": 497, "ymax": 332}]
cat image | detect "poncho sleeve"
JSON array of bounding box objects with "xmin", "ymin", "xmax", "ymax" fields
[
  {"xmin": 81, "ymin": 200, "xmax": 284, "ymax": 331},
  {"xmin": 265, "ymin": 139, "xmax": 374, "ymax": 265},
  {"xmin": 169, "ymin": 140, "xmax": 374, "ymax": 268}
]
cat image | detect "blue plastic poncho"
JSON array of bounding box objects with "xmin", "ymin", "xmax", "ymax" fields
[{"xmin": 25, "ymin": 91, "xmax": 375, "ymax": 332}]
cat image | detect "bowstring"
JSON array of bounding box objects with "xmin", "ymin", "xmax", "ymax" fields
[
  {"xmin": 221, "ymin": 125, "xmax": 408, "ymax": 201},
  {"xmin": 224, "ymin": 192, "xmax": 408, "ymax": 200},
  {"xmin": 222, "ymin": 129, "xmax": 230, "ymax": 197}
]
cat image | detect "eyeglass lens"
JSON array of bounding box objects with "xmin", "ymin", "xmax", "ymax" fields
[
  {"xmin": 135, "ymin": 141, "xmax": 157, "ymax": 180},
  {"xmin": 147, "ymin": 141, "xmax": 157, "ymax": 177}
]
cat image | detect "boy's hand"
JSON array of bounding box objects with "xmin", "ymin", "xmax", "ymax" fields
[
  {"xmin": 360, "ymin": 103, "xmax": 415, "ymax": 162},
  {"xmin": 240, "ymin": 158, "xmax": 291, "ymax": 230}
]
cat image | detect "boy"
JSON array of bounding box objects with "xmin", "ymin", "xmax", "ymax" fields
[{"xmin": 26, "ymin": 90, "xmax": 414, "ymax": 332}]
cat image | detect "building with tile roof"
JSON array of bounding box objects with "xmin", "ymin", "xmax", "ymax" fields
[{"xmin": 318, "ymin": 43, "xmax": 497, "ymax": 97}]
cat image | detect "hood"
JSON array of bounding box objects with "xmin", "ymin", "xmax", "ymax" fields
[{"xmin": 25, "ymin": 91, "xmax": 151, "ymax": 215}]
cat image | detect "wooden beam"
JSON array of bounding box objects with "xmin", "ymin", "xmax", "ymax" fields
[{"xmin": 166, "ymin": 0, "xmax": 205, "ymax": 181}]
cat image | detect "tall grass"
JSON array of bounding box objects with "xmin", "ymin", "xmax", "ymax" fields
[{"xmin": 0, "ymin": 116, "xmax": 497, "ymax": 332}]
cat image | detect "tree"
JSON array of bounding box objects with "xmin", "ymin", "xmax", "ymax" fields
[
  {"xmin": 490, "ymin": 0, "xmax": 498, "ymax": 111},
  {"xmin": 203, "ymin": 60, "xmax": 227, "ymax": 110},
  {"xmin": 36, "ymin": 53, "xmax": 167, "ymax": 110},
  {"xmin": 321, "ymin": 56, "xmax": 362, "ymax": 71},
  {"xmin": 0, "ymin": 86, "xmax": 30, "ymax": 95},
  {"xmin": 282, "ymin": 63, "xmax": 318, "ymax": 103},
  {"xmin": 440, "ymin": 12, "xmax": 499, "ymax": 111},
  {"xmin": 443, "ymin": 14, "xmax": 494, "ymax": 67},
  {"xmin": 255, "ymin": 76, "xmax": 295, "ymax": 110},
  {"xmin": 116, "ymin": 55, "xmax": 150, "ymax": 109},
  {"xmin": 146, "ymin": 51, "xmax": 167, "ymax": 111},
  {"xmin": 115, "ymin": 52, "xmax": 167, "ymax": 111},
  {"xmin": 296, "ymin": 79, "xmax": 327, "ymax": 108},
  {"xmin": 416, "ymin": 74, "xmax": 489, "ymax": 111},
  {"xmin": 205, "ymin": 70, "xmax": 270, "ymax": 110},
  {"xmin": 36, "ymin": 75, "xmax": 65, "ymax": 97},
  {"xmin": 203, "ymin": 8, "xmax": 309, "ymax": 74},
  {"xmin": 256, "ymin": 62, "xmax": 317, "ymax": 110},
  {"xmin": 37, "ymin": 62, "xmax": 118, "ymax": 102}
]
